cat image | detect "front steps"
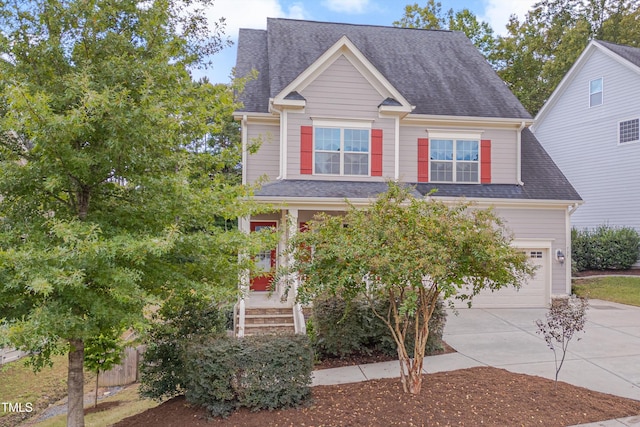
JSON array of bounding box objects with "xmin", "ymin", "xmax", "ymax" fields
[{"xmin": 240, "ymin": 307, "xmax": 295, "ymax": 335}]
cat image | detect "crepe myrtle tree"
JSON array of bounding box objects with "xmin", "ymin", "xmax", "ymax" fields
[{"xmin": 281, "ymin": 183, "xmax": 534, "ymax": 394}]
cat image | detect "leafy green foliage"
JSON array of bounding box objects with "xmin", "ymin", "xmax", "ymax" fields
[
  {"xmin": 396, "ymin": 1, "xmax": 640, "ymax": 115},
  {"xmin": 184, "ymin": 335, "xmax": 313, "ymax": 417},
  {"xmin": 310, "ymin": 295, "xmax": 446, "ymax": 359},
  {"xmin": 572, "ymin": 226, "xmax": 640, "ymax": 271},
  {"xmin": 394, "ymin": 1, "xmax": 496, "ymax": 61},
  {"xmin": 493, "ymin": 0, "xmax": 640, "ymax": 115},
  {"xmin": 536, "ymin": 297, "xmax": 588, "ymax": 383},
  {"xmin": 282, "ymin": 182, "xmax": 533, "ymax": 394},
  {"xmin": 139, "ymin": 293, "xmax": 229, "ymax": 401},
  {"xmin": 0, "ymin": 0, "xmax": 274, "ymax": 424},
  {"xmin": 85, "ymin": 330, "xmax": 124, "ymax": 408}
]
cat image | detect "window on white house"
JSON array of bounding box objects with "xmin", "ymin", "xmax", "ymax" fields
[
  {"xmin": 314, "ymin": 127, "xmax": 370, "ymax": 175},
  {"xmin": 430, "ymin": 139, "xmax": 479, "ymax": 183},
  {"xmin": 590, "ymin": 78, "xmax": 603, "ymax": 107},
  {"xmin": 620, "ymin": 118, "xmax": 640, "ymax": 144}
]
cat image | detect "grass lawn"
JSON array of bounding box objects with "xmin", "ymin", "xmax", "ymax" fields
[
  {"xmin": 0, "ymin": 354, "xmax": 74, "ymax": 427},
  {"xmin": 33, "ymin": 383, "xmax": 158, "ymax": 427},
  {"xmin": 0, "ymin": 352, "xmax": 157, "ymax": 427},
  {"xmin": 572, "ymin": 276, "xmax": 640, "ymax": 306}
]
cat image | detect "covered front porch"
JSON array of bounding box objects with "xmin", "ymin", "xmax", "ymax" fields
[{"xmin": 235, "ymin": 208, "xmax": 340, "ymax": 337}]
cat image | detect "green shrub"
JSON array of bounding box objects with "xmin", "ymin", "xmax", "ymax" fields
[
  {"xmin": 310, "ymin": 296, "xmax": 377, "ymax": 357},
  {"xmin": 310, "ymin": 295, "xmax": 447, "ymax": 359},
  {"xmin": 184, "ymin": 334, "xmax": 313, "ymax": 417},
  {"xmin": 572, "ymin": 226, "xmax": 640, "ymax": 271},
  {"xmin": 139, "ymin": 293, "xmax": 228, "ymax": 400}
]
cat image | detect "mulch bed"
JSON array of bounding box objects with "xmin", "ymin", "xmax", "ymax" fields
[
  {"xmin": 314, "ymin": 343, "xmax": 456, "ymax": 370},
  {"xmin": 113, "ymin": 366, "xmax": 640, "ymax": 427}
]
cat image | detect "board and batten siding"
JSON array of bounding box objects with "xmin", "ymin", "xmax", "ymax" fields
[
  {"xmin": 398, "ymin": 126, "xmax": 518, "ymax": 184},
  {"xmin": 495, "ymin": 206, "xmax": 569, "ymax": 295},
  {"xmin": 245, "ymin": 124, "xmax": 280, "ymax": 184},
  {"xmin": 286, "ymin": 54, "xmax": 395, "ymax": 180},
  {"xmin": 535, "ymin": 48, "xmax": 640, "ymax": 231}
]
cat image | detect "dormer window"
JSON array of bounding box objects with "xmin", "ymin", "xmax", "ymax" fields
[
  {"xmin": 313, "ymin": 125, "xmax": 370, "ymax": 176},
  {"xmin": 590, "ymin": 78, "xmax": 603, "ymax": 107}
]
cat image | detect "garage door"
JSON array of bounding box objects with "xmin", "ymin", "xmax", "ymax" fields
[{"xmin": 452, "ymin": 249, "xmax": 548, "ymax": 308}]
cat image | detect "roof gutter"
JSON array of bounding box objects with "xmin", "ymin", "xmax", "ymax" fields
[
  {"xmin": 517, "ymin": 121, "xmax": 525, "ymax": 186},
  {"xmin": 269, "ymin": 100, "xmax": 285, "ymax": 180},
  {"xmin": 241, "ymin": 115, "xmax": 248, "ymax": 185}
]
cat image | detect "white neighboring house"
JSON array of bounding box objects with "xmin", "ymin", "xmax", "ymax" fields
[{"xmin": 533, "ymin": 40, "xmax": 640, "ymax": 233}]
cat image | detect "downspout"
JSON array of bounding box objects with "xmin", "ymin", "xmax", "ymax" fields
[
  {"xmin": 517, "ymin": 121, "xmax": 525, "ymax": 185},
  {"xmin": 394, "ymin": 116, "xmax": 400, "ymax": 181},
  {"xmin": 282, "ymin": 109, "xmax": 288, "ymax": 179},
  {"xmin": 565, "ymin": 203, "xmax": 581, "ymax": 295},
  {"xmin": 241, "ymin": 115, "xmax": 248, "ymax": 186},
  {"xmin": 270, "ymin": 101, "xmax": 284, "ymax": 180}
]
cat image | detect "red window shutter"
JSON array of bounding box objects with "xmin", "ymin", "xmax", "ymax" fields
[
  {"xmin": 300, "ymin": 126, "xmax": 313, "ymax": 174},
  {"xmin": 481, "ymin": 139, "xmax": 491, "ymax": 184},
  {"xmin": 417, "ymin": 138, "xmax": 429, "ymax": 182},
  {"xmin": 371, "ymin": 129, "xmax": 383, "ymax": 176}
]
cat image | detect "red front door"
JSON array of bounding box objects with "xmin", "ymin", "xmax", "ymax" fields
[{"xmin": 250, "ymin": 221, "xmax": 277, "ymax": 291}]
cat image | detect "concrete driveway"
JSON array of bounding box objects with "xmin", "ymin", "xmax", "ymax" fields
[{"xmin": 443, "ymin": 299, "xmax": 640, "ymax": 401}]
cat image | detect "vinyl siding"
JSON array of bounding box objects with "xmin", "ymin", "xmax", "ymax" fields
[
  {"xmin": 495, "ymin": 206, "xmax": 568, "ymax": 295},
  {"xmin": 398, "ymin": 126, "xmax": 518, "ymax": 184},
  {"xmin": 245, "ymin": 124, "xmax": 280, "ymax": 184},
  {"xmin": 286, "ymin": 54, "xmax": 395, "ymax": 180},
  {"xmin": 535, "ymin": 48, "xmax": 640, "ymax": 231}
]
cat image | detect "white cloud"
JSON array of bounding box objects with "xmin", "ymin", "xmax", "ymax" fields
[
  {"xmin": 323, "ymin": 0, "xmax": 370, "ymax": 14},
  {"xmin": 205, "ymin": 0, "xmax": 308, "ymax": 40},
  {"xmin": 481, "ymin": 0, "xmax": 536, "ymax": 35}
]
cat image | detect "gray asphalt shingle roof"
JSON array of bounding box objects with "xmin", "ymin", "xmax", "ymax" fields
[
  {"xmin": 254, "ymin": 130, "xmax": 581, "ymax": 202},
  {"xmin": 597, "ymin": 40, "xmax": 640, "ymax": 68},
  {"xmin": 236, "ymin": 18, "xmax": 532, "ymax": 119}
]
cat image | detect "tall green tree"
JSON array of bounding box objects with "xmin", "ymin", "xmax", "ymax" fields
[
  {"xmin": 0, "ymin": 1, "xmax": 272, "ymax": 426},
  {"xmin": 282, "ymin": 183, "xmax": 534, "ymax": 395},
  {"xmin": 394, "ymin": 1, "xmax": 497, "ymax": 61},
  {"xmin": 493, "ymin": 0, "xmax": 640, "ymax": 115}
]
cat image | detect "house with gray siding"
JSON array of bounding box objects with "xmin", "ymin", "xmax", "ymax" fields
[
  {"xmin": 233, "ymin": 18, "xmax": 581, "ymax": 335},
  {"xmin": 533, "ymin": 40, "xmax": 640, "ymax": 236}
]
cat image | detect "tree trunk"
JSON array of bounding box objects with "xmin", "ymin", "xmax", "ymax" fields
[
  {"xmin": 67, "ymin": 339, "xmax": 85, "ymax": 427},
  {"xmin": 94, "ymin": 372, "xmax": 99, "ymax": 408}
]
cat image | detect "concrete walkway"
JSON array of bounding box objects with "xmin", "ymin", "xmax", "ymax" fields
[{"xmin": 311, "ymin": 299, "xmax": 640, "ymax": 426}]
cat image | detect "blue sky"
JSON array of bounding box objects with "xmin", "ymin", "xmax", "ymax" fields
[{"xmin": 198, "ymin": 0, "xmax": 536, "ymax": 84}]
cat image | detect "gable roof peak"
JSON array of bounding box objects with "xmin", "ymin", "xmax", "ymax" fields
[{"xmin": 237, "ymin": 18, "xmax": 531, "ymax": 119}]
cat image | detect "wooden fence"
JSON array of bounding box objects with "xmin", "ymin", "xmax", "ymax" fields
[
  {"xmin": 0, "ymin": 347, "xmax": 26, "ymax": 365},
  {"xmin": 98, "ymin": 346, "xmax": 144, "ymax": 387}
]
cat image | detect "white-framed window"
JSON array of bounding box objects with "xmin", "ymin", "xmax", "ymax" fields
[
  {"xmin": 314, "ymin": 127, "xmax": 370, "ymax": 176},
  {"xmin": 430, "ymin": 138, "xmax": 479, "ymax": 183},
  {"xmin": 590, "ymin": 77, "xmax": 603, "ymax": 107},
  {"xmin": 619, "ymin": 118, "xmax": 639, "ymax": 144}
]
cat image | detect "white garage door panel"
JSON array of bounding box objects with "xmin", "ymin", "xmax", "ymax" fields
[{"xmin": 451, "ymin": 249, "xmax": 548, "ymax": 308}]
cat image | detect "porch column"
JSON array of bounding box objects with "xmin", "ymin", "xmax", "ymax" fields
[
  {"xmin": 279, "ymin": 208, "xmax": 298, "ymax": 300},
  {"xmin": 238, "ymin": 216, "xmax": 251, "ymax": 297},
  {"xmin": 286, "ymin": 208, "xmax": 306, "ymax": 334},
  {"xmin": 236, "ymin": 216, "xmax": 250, "ymax": 337}
]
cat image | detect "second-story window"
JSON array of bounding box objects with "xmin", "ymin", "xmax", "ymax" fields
[
  {"xmin": 314, "ymin": 127, "xmax": 370, "ymax": 176},
  {"xmin": 430, "ymin": 139, "xmax": 479, "ymax": 183},
  {"xmin": 590, "ymin": 77, "xmax": 603, "ymax": 107}
]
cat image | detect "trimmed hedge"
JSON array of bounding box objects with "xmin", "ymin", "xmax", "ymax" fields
[
  {"xmin": 184, "ymin": 334, "xmax": 313, "ymax": 417},
  {"xmin": 572, "ymin": 226, "xmax": 640, "ymax": 272},
  {"xmin": 310, "ymin": 295, "xmax": 447, "ymax": 359}
]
